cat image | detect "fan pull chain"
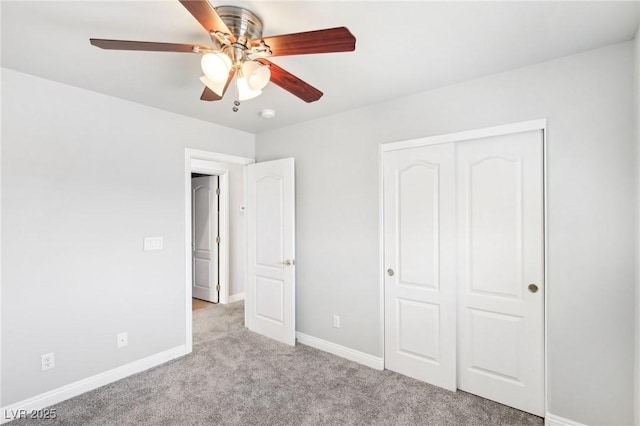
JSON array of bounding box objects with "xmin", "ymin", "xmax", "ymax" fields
[{"xmin": 231, "ymin": 67, "xmax": 240, "ymax": 112}]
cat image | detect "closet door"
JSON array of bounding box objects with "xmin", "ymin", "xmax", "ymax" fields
[
  {"xmin": 456, "ymin": 130, "xmax": 544, "ymax": 416},
  {"xmin": 383, "ymin": 143, "xmax": 457, "ymax": 391}
]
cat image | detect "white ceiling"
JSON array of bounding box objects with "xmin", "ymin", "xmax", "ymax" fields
[{"xmin": 2, "ymin": 1, "xmax": 639, "ymax": 134}]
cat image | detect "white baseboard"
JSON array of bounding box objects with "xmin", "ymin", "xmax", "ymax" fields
[
  {"xmin": 545, "ymin": 413, "xmax": 588, "ymax": 426},
  {"xmin": 296, "ymin": 332, "xmax": 384, "ymax": 371},
  {"xmin": 227, "ymin": 292, "xmax": 245, "ymax": 303},
  {"xmin": 0, "ymin": 345, "xmax": 186, "ymax": 424}
]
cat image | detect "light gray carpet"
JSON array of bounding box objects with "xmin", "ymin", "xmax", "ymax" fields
[{"xmin": 10, "ymin": 302, "xmax": 543, "ymax": 425}]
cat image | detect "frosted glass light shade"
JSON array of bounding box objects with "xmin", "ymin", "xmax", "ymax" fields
[
  {"xmin": 242, "ymin": 61, "xmax": 271, "ymax": 91},
  {"xmin": 237, "ymin": 76, "xmax": 262, "ymax": 101},
  {"xmin": 201, "ymin": 53, "xmax": 231, "ymax": 82},
  {"xmin": 199, "ymin": 76, "xmax": 227, "ymax": 97}
]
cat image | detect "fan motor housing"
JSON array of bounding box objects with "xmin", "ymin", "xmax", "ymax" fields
[{"xmin": 215, "ymin": 5, "xmax": 263, "ymax": 46}]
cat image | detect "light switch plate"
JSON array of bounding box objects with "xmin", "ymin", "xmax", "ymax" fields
[{"xmin": 143, "ymin": 237, "xmax": 163, "ymax": 251}]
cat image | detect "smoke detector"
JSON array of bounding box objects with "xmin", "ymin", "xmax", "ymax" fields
[{"xmin": 260, "ymin": 109, "xmax": 276, "ymax": 119}]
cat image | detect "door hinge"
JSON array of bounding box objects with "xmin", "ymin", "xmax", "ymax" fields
[
  {"xmin": 216, "ymin": 283, "xmax": 221, "ymax": 292},
  {"xmin": 216, "ymin": 235, "xmax": 221, "ymax": 245},
  {"xmin": 215, "ymin": 187, "xmax": 220, "ymax": 195}
]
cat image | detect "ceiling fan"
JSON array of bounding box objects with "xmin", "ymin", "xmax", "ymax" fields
[{"xmin": 90, "ymin": 1, "xmax": 356, "ymax": 110}]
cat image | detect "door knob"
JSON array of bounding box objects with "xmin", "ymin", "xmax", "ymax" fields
[
  {"xmin": 528, "ymin": 283, "xmax": 539, "ymax": 293},
  {"xmin": 387, "ymin": 269, "xmax": 394, "ymax": 276},
  {"xmin": 281, "ymin": 260, "xmax": 292, "ymax": 266}
]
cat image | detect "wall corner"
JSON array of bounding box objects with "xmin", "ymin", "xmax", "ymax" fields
[{"xmin": 634, "ymin": 16, "xmax": 640, "ymax": 426}]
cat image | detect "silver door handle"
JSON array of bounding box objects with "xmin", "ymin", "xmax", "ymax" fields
[
  {"xmin": 281, "ymin": 259, "xmax": 294, "ymax": 266},
  {"xmin": 387, "ymin": 268, "xmax": 394, "ymax": 276}
]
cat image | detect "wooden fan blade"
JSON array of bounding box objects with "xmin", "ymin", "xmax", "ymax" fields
[
  {"xmin": 200, "ymin": 70, "xmax": 235, "ymax": 101},
  {"xmin": 201, "ymin": 87, "xmax": 220, "ymax": 101},
  {"xmin": 259, "ymin": 60, "xmax": 323, "ymax": 103},
  {"xmin": 252, "ymin": 27, "xmax": 355, "ymax": 57},
  {"xmin": 90, "ymin": 39, "xmax": 207, "ymax": 53},
  {"xmin": 179, "ymin": 0, "xmax": 235, "ymax": 42}
]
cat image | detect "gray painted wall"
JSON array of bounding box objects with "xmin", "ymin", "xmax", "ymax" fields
[
  {"xmin": 256, "ymin": 42, "xmax": 636, "ymax": 425},
  {"xmin": 0, "ymin": 69, "xmax": 254, "ymax": 405},
  {"xmin": 635, "ymin": 26, "xmax": 640, "ymax": 426},
  {"xmin": 223, "ymin": 161, "xmax": 246, "ymax": 298}
]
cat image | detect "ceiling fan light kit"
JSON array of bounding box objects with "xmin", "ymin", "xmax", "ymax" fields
[
  {"xmin": 242, "ymin": 61, "xmax": 270, "ymax": 91},
  {"xmin": 199, "ymin": 75, "xmax": 227, "ymax": 97},
  {"xmin": 90, "ymin": 1, "xmax": 356, "ymax": 112},
  {"xmin": 236, "ymin": 73, "xmax": 262, "ymax": 101},
  {"xmin": 200, "ymin": 52, "xmax": 232, "ymax": 83}
]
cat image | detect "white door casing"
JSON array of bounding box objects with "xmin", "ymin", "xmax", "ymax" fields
[
  {"xmin": 383, "ymin": 143, "xmax": 457, "ymax": 391},
  {"xmin": 456, "ymin": 130, "xmax": 544, "ymax": 416},
  {"xmin": 246, "ymin": 158, "xmax": 296, "ymax": 346},
  {"xmin": 184, "ymin": 149, "xmax": 254, "ymax": 355},
  {"xmin": 192, "ymin": 175, "xmax": 219, "ymax": 303}
]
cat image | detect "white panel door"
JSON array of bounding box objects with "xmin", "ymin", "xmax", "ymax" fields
[
  {"xmin": 192, "ymin": 175, "xmax": 219, "ymax": 303},
  {"xmin": 246, "ymin": 158, "xmax": 295, "ymax": 346},
  {"xmin": 456, "ymin": 130, "xmax": 544, "ymax": 416},
  {"xmin": 384, "ymin": 143, "xmax": 457, "ymax": 391}
]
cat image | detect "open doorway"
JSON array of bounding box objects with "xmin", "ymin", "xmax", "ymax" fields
[{"xmin": 184, "ymin": 149, "xmax": 254, "ymax": 353}]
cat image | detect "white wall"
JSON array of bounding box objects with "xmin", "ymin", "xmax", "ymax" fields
[
  {"xmin": 226, "ymin": 161, "xmax": 246, "ymax": 298},
  {"xmin": 635, "ymin": 22, "xmax": 640, "ymax": 426},
  {"xmin": 215, "ymin": 161, "xmax": 246, "ymax": 299},
  {"xmin": 0, "ymin": 68, "xmax": 254, "ymax": 406},
  {"xmin": 256, "ymin": 42, "xmax": 636, "ymax": 425}
]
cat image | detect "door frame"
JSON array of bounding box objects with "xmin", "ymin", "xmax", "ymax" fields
[
  {"xmin": 378, "ymin": 118, "xmax": 548, "ymax": 413},
  {"xmin": 184, "ymin": 148, "xmax": 254, "ymax": 353}
]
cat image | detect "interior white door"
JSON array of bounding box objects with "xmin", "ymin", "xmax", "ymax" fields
[
  {"xmin": 383, "ymin": 143, "xmax": 457, "ymax": 391},
  {"xmin": 246, "ymin": 158, "xmax": 295, "ymax": 346},
  {"xmin": 456, "ymin": 130, "xmax": 544, "ymax": 416},
  {"xmin": 192, "ymin": 175, "xmax": 219, "ymax": 303}
]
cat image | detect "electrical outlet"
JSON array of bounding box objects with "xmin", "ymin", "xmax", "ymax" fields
[
  {"xmin": 117, "ymin": 332, "xmax": 128, "ymax": 348},
  {"xmin": 333, "ymin": 315, "xmax": 340, "ymax": 329},
  {"xmin": 41, "ymin": 353, "xmax": 55, "ymax": 371}
]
